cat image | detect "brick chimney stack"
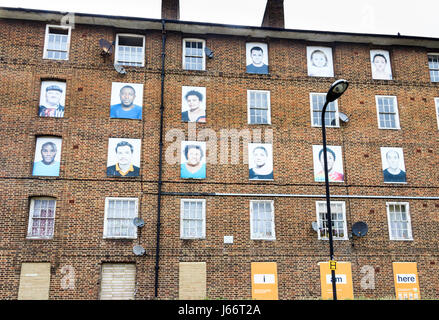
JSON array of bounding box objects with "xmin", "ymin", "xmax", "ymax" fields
[
  {"xmin": 261, "ymin": 0, "xmax": 285, "ymax": 28},
  {"xmin": 161, "ymin": 0, "xmax": 180, "ymax": 20}
]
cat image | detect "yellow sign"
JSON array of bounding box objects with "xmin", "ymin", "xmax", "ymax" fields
[
  {"xmin": 251, "ymin": 262, "xmax": 278, "ymax": 300},
  {"xmin": 329, "ymin": 260, "xmax": 337, "ymax": 270},
  {"xmin": 392, "ymin": 262, "xmax": 421, "ymax": 300},
  {"xmin": 319, "ymin": 261, "xmax": 354, "ymax": 300}
]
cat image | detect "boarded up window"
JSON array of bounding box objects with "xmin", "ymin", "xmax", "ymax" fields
[
  {"xmin": 99, "ymin": 263, "xmax": 136, "ymax": 300},
  {"xmin": 179, "ymin": 262, "xmax": 206, "ymax": 300},
  {"xmin": 18, "ymin": 263, "xmax": 51, "ymax": 300}
]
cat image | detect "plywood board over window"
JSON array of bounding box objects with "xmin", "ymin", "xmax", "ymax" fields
[
  {"xmin": 179, "ymin": 262, "xmax": 206, "ymax": 300},
  {"xmin": 99, "ymin": 263, "xmax": 136, "ymax": 300},
  {"xmin": 18, "ymin": 263, "xmax": 51, "ymax": 300}
]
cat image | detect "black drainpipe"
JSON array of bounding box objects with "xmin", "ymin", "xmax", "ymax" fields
[{"xmin": 154, "ymin": 19, "xmax": 167, "ymax": 298}]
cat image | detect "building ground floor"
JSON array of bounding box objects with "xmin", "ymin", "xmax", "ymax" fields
[{"xmin": 2, "ymin": 250, "xmax": 438, "ymax": 300}]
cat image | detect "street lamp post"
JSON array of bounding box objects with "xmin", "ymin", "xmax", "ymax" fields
[{"xmin": 321, "ymin": 79, "xmax": 349, "ymax": 301}]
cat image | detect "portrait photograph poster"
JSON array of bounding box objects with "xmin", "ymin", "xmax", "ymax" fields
[
  {"xmin": 181, "ymin": 86, "xmax": 207, "ymax": 123},
  {"xmin": 306, "ymin": 46, "xmax": 334, "ymax": 77},
  {"xmin": 107, "ymin": 138, "xmax": 141, "ymax": 176},
  {"xmin": 39, "ymin": 80, "xmax": 66, "ymax": 118},
  {"xmin": 248, "ymin": 143, "xmax": 274, "ymax": 180},
  {"xmin": 312, "ymin": 145, "xmax": 344, "ymax": 182},
  {"xmin": 370, "ymin": 49, "xmax": 393, "ymax": 80},
  {"xmin": 380, "ymin": 147, "xmax": 407, "ymax": 183},
  {"xmin": 32, "ymin": 136, "xmax": 62, "ymax": 177},
  {"xmin": 246, "ymin": 42, "xmax": 269, "ymax": 74},
  {"xmin": 180, "ymin": 141, "xmax": 206, "ymax": 179},
  {"xmin": 110, "ymin": 82, "xmax": 144, "ymax": 120}
]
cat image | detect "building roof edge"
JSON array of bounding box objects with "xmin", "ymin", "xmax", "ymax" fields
[{"xmin": 2, "ymin": 6, "xmax": 439, "ymax": 49}]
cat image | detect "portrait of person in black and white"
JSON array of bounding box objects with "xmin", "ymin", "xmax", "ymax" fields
[
  {"xmin": 107, "ymin": 138, "xmax": 141, "ymax": 177},
  {"xmin": 181, "ymin": 86, "xmax": 206, "ymax": 123},
  {"xmin": 370, "ymin": 50, "xmax": 393, "ymax": 80},
  {"xmin": 307, "ymin": 46, "xmax": 334, "ymax": 77},
  {"xmin": 246, "ymin": 43, "xmax": 269, "ymax": 74},
  {"xmin": 39, "ymin": 81, "xmax": 66, "ymax": 118},
  {"xmin": 248, "ymin": 143, "xmax": 273, "ymax": 180},
  {"xmin": 381, "ymin": 147, "xmax": 406, "ymax": 183}
]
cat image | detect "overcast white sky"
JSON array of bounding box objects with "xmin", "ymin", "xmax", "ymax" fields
[{"xmin": 1, "ymin": 0, "xmax": 439, "ymax": 38}]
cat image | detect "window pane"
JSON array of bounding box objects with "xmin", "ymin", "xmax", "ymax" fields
[{"xmin": 106, "ymin": 199, "xmax": 137, "ymax": 237}]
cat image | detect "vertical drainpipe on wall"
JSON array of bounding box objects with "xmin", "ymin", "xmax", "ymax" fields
[{"xmin": 154, "ymin": 19, "xmax": 167, "ymax": 299}]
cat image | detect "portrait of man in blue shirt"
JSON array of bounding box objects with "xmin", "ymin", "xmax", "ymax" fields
[
  {"xmin": 246, "ymin": 44, "xmax": 269, "ymax": 74},
  {"xmin": 32, "ymin": 140, "xmax": 61, "ymax": 177},
  {"xmin": 110, "ymin": 84, "xmax": 143, "ymax": 120}
]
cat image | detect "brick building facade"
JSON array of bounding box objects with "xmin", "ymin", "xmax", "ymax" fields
[{"xmin": 1, "ymin": 1, "xmax": 439, "ymax": 300}]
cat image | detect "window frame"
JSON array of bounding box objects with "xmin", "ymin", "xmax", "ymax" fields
[
  {"xmin": 250, "ymin": 200, "xmax": 276, "ymax": 241},
  {"xmin": 42, "ymin": 24, "xmax": 72, "ymax": 61},
  {"xmin": 182, "ymin": 38, "xmax": 206, "ymax": 71},
  {"xmin": 103, "ymin": 197, "xmax": 138, "ymax": 239},
  {"xmin": 386, "ymin": 202, "xmax": 413, "ymax": 241},
  {"xmin": 180, "ymin": 199, "xmax": 206, "ymax": 240},
  {"xmin": 114, "ymin": 33, "xmax": 146, "ymax": 67},
  {"xmin": 27, "ymin": 197, "xmax": 57, "ymax": 240},
  {"xmin": 428, "ymin": 53, "xmax": 439, "ymax": 83},
  {"xmin": 315, "ymin": 201, "xmax": 348, "ymax": 241},
  {"xmin": 375, "ymin": 95, "xmax": 401, "ymax": 130},
  {"xmin": 247, "ymin": 89, "xmax": 272, "ymax": 125},
  {"xmin": 435, "ymin": 98, "xmax": 439, "ymax": 130},
  {"xmin": 309, "ymin": 92, "xmax": 340, "ymax": 128}
]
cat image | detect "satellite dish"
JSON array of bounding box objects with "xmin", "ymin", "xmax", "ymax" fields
[
  {"xmin": 311, "ymin": 221, "xmax": 318, "ymax": 232},
  {"xmin": 99, "ymin": 39, "xmax": 113, "ymax": 55},
  {"xmin": 114, "ymin": 63, "xmax": 127, "ymax": 75},
  {"xmin": 352, "ymin": 221, "xmax": 368, "ymax": 237},
  {"xmin": 133, "ymin": 217, "xmax": 145, "ymax": 228},
  {"xmin": 204, "ymin": 47, "xmax": 214, "ymax": 59},
  {"xmin": 339, "ymin": 112, "xmax": 349, "ymax": 123},
  {"xmin": 133, "ymin": 245, "xmax": 146, "ymax": 256}
]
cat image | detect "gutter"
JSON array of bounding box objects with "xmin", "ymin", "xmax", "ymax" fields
[{"xmin": 154, "ymin": 19, "xmax": 166, "ymax": 299}]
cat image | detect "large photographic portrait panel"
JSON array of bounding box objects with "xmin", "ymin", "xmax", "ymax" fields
[
  {"xmin": 39, "ymin": 81, "xmax": 66, "ymax": 118},
  {"xmin": 107, "ymin": 138, "xmax": 141, "ymax": 177},
  {"xmin": 248, "ymin": 143, "xmax": 274, "ymax": 180},
  {"xmin": 380, "ymin": 147, "xmax": 406, "ymax": 183},
  {"xmin": 312, "ymin": 145, "xmax": 344, "ymax": 182},
  {"xmin": 246, "ymin": 42, "xmax": 269, "ymax": 74},
  {"xmin": 370, "ymin": 50, "xmax": 393, "ymax": 80},
  {"xmin": 110, "ymin": 82, "xmax": 144, "ymax": 120},
  {"xmin": 180, "ymin": 141, "xmax": 206, "ymax": 179},
  {"xmin": 32, "ymin": 136, "xmax": 62, "ymax": 177},
  {"xmin": 181, "ymin": 86, "xmax": 206, "ymax": 123},
  {"xmin": 307, "ymin": 46, "xmax": 334, "ymax": 77}
]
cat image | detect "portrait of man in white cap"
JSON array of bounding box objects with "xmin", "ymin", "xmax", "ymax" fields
[{"xmin": 39, "ymin": 81, "xmax": 66, "ymax": 118}]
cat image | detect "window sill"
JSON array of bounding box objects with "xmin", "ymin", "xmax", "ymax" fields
[
  {"xmin": 26, "ymin": 236, "xmax": 53, "ymax": 240},
  {"xmin": 103, "ymin": 237, "xmax": 137, "ymax": 240}
]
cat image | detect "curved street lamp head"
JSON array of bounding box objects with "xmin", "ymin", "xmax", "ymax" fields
[{"xmin": 326, "ymin": 79, "xmax": 349, "ymax": 102}]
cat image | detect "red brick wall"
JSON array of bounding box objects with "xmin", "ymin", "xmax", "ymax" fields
[{"xmin": 0, "ymin": 17, "xmax": 439, "ymax": 300}]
